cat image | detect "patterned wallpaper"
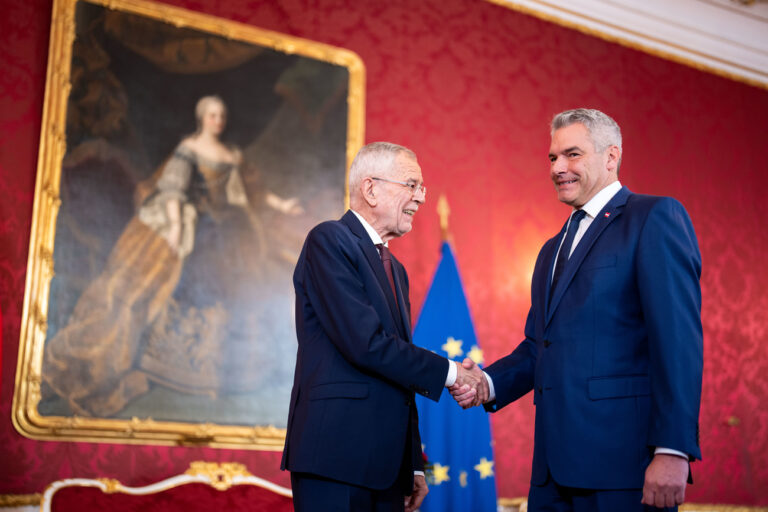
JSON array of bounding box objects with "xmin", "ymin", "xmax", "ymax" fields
[{"xmin": 1, "ymin": 0, "xmax": 767, "ymax": 504}]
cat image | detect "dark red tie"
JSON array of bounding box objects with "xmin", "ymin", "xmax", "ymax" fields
[{"xmin": 376, "ymin": 244, "xmax": 398, "ymax": 304}]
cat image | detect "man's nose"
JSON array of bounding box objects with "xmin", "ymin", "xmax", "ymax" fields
[{"xmin": 551, "ymin": 157, "xmax": 567, "ymax": 174}]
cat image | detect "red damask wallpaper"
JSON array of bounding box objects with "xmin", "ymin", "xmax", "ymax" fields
[{"xmin": 1, "ymin": 0, "xmax": 767, "ymax": 505}]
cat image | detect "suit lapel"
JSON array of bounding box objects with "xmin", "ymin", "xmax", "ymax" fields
[
  {"xmin": 543, "ymin": 219, "xmax": 569, "ymax": 312},
  {"xmin": 341, "ymin": 211, "xmax": 404, "ymax": 333},
  {"xmin": 360, "ymin": 240, "xmax": 403, "ymax": 325},
  {"xmin": 546, "ymin": 187, "xmax": 631, "ymax": 326},
  {"xmin": 538, "ymin": 238, "xmax": 560, "ymax": 323}
]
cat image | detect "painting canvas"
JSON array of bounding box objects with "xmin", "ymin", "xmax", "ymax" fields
[{"xmin": 13, "ymin": 0, "xmax": 364, "ymax": 448}]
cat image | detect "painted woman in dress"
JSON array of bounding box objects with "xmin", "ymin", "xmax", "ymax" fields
[{"xmin": 43, "ymin": 96, "xmax": 300, "ymax": 417}]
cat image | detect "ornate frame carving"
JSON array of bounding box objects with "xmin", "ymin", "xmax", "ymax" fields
[
  {"xmin": 12, "ymin": 0, "xmax": 364, "ymax": 450},
  {"xmin": 38, "ymin": 461, "xmax": 291, "ymax": 511}
]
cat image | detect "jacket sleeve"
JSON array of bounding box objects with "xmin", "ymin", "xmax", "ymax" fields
[
  {"xmin": 483, "ymin": 307, "xmax": 538, "ymax": 412},
  {"xmin": 637, "ymin": 198, "xmax": 703, "ymax": 460}
]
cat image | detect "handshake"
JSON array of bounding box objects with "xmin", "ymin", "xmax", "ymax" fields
[{"xmin": 450, "ymin": 359, "xmax": 490, "ymax": 408}]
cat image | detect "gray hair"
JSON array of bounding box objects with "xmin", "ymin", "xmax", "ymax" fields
[
  {"xmin": 551, "ymin": 108, "xmax": 622, "ymax": 153},
  {"xmin": 348, "ymin": 141, "xmax": 417, "ymax": 195},
  {"xmin": 195, "ymin": 95, "xmax": 227, "ymax": 131}
]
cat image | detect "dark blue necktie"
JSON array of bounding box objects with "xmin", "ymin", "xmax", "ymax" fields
[{"xmin": 550, "ymin": 209, "xmax": 587, "ymax": 294}]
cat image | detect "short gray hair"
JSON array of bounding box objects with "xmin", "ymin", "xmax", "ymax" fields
[
  {"xmin": 348, "ymin": 141, "xmax": 417, "ymax": 194},
  {"xmin": 551, "ymin": 108, "xmax": 622, "ymax": 152}
]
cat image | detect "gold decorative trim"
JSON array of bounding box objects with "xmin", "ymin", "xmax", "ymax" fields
[
  {"xmin": 38, "ymin": 462, "xmax": 292, "ymax": 511},
  {"xmin": 485, "ymin": 0, "xmax": 768, "ymax": 90},
  {"xmin": 95, "ymin": 478, "xmax": 123, "ymax": 494},
  {"xmin": 185, "ymin": 461, "xmax": 253, "ymax": 491},
  {"xmin": 497, "ymin": 497, "xmax": 768, "ymax": 512},
  {"xmin": 498, "ymin": 496, "xmax": 528, "ymax": 507},
  {"xmin": 12, "ymin": 0, "xmax": 364, "ymax": 450},
  {"xmin": 0, "ymin": 493, "xmax": 42, "ymax": 507},
  {"xmin": 498, "ymin": 497, "xmax": 527, "ymax": 504}
]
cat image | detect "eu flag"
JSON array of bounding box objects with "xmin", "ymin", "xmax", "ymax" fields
[{"xmin": 414, "ymin": 242, "xmax": 497, "ymax": 511}]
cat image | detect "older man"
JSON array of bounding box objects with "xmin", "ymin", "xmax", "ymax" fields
[
  {"xmin": 282, "ymin": 142, "xmax": 482, "ymax": 511},
  {"xmin": 454, "ymin": 109, "xmax": 703, "ymax": 511}
]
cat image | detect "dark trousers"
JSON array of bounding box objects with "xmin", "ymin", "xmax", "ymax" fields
[
  {"xmin": 528, "ymin": 471, "xmax": 677, "ymax": 512},
  {"xmin": 291, "ymin": 472, "xmax": 404, "ymax": 512}
]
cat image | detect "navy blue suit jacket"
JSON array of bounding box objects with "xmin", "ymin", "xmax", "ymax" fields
[
  {"xmin": 281, "ymin": 210, "xmax": 448, "ymax": 490},
  {"xmin": 485, "ymin": 187, "xmax": 703, "ymax": 490}
]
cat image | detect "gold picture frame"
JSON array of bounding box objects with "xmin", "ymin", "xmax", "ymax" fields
[{"xmin": 13, "ymin": 0, "xmax": 364, "ymax": 449}]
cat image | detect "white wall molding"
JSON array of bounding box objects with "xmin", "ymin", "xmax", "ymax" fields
[{"xmin": 488, "ymin": 0, "xmax": 768, "ymax": 89}]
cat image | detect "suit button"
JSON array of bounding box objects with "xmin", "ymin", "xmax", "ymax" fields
[
  {"xmin": 423, "ymin": 391, "xmax": 430, "ymax": 396},
  {"xmin": 543, "ymin": 340, "xmax": 551, "ymax": 348},
  {"xmin": 405, "ymin": 399, "xmax": 412, "ymax": 406},
  {"xmin": 537, "ymin": 386, "xmax": 543, "ymax": 394}
]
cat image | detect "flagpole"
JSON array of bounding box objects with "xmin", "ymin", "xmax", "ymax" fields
[
  {"xmin": 413, "ymin": 205, "xmax": 498, "ymax": 511},
  {"xmin": 437, "ymin": 194, "xmax": 452, "ymax": 243}
]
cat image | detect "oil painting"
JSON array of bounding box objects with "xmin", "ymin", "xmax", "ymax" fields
[{"xmin": 13, "ymin": 0, "xmax": 364, "ymax": 448}]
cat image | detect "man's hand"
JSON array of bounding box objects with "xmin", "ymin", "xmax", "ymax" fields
[
  {"xmin": 642, "ymin": 454, "xmax": 689, "ymax": 508},
  {"xmin": 405, "ymin": 474, "xmax": 428, "ymax": 512},
  {"xmin": 449, "ymin": 359, "xmax": 489, "ymax": 409}
]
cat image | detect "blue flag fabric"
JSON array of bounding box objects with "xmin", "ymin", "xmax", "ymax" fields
[{"xmin": 414, "ymin": 242, "xmax": 497, "ymax": 511}]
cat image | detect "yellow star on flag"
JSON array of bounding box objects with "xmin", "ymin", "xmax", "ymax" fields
[
  {"xmin": 468, "ymin": 345, "xmax": 484, "ymax": 365},
  {"xmin": 459, "ymin": 470, "xmax": 468, "ymax": 488},
  {"xmin": 442, "ymin": 337, "xmax": 463, "ymax": 359},
  {"xmin": 432, "ymin": 462, "xmax": 450, "ymax": 485},
  {"xmin": 474, "ymin": 457, "xmax": 494, "ymax": 479}
]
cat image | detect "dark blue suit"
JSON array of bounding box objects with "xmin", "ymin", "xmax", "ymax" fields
[
  {"xmin": 282, "ymin": 211, "xmax": 448, "ymax": 499},
  {"xmin": 485, "ymin": 187, "xmax": 703, "ymax": 494}
]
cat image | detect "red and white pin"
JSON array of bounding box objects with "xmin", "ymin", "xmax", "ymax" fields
[{"xmin": 604, "ymin": 212, "xmax": 611, "ymax": 218}]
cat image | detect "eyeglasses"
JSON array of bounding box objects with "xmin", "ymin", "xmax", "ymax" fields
[{"xmin": 371, "ymin": 177, "xmax": 427, "ymax": 196}]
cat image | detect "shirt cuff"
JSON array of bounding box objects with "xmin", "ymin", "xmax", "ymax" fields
[
  {"xmin": 445, "ymin": 360, "xmax": 457, "ymax": 387},
  {"xmin": 414, "ymin": 470, "xmax": 425, "ymax": 477},
  {"xmin": 654, "ymin": 447, "xmax": 688, "ymax": 459},
  {"xmin": 484, "ymin": 371, "xmax": 496, "ymax": 402}
]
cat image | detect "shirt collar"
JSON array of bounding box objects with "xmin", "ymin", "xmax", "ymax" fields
[
  {"xmin": 351, "ymin": 209, "xmax": 385, "ymax": 246},
  {"xmin": 578, "ymin": 181, "xmax": 622, "ymax": 219}
]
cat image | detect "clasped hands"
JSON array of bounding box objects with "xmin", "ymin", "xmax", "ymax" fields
[{"xmin": 450, "ymin": 358, "xmax": 489, "ymax": 409}]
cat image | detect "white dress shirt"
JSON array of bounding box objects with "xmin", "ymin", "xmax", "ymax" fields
[{"xmin": 552, "ymin": 181, "xmax": 622, "ymax": 278}]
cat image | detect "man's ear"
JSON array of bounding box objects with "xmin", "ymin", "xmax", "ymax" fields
[
  {"xmin": 606, "ymin": 145, "xmax": 621, "ymax": 173},
  {"xmin": 361, "ymin": 177, "xmax": 377, "ymax": 207}
]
